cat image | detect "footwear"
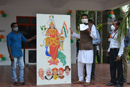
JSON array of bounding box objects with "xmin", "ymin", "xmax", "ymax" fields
[
  {"xmin": 13, "ymin": 82, "xmax": 20, "ymax": 86},
  {"xmin": 123, "ymin": 78, "xmax": 127, "ymax": 83},
  {"xmin": 114, "ymin": 84, "xmax": 123, "ymax": 87},
  {"xmin": 73, "ymin": 81, "xmax": 84, "ymax": 84},
  {"xmin": 127, "ymin": 83, "xmax": 130, "ymax": 85},
  {"xmin": 83, "ymin": 82, "xmax": 90, "ymax": 86},
  {"xmin": 20, "ymin": 82, "xmax": 29, "ymax": 86},
  {"xmin": 106, "ymin": 83, "xmax": 116, "ymax": 86},
  {"xmin": 91, "ymin": 76, "xmax": 95, "ymax": 80}
]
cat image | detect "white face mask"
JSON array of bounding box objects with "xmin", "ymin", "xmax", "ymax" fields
[
  {"xmin": 111, "ymin": 25, "xmax": 115, "ymax": 31},
  {"xmin": 81, "ymin": 19, "xmax": 88, "ymax": 24},
  {"xmin": 13, "ymin": 27, "xmax": 18, "ymax": 31}
]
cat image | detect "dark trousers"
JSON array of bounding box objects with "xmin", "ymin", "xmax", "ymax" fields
[
  {"xmin": 97, "ymin": 50, "xmax": 100, "ymax": 63},
  {"xmin": 91, "ymin": 45, "xmax": 97, "ymax": 77},
  {"xmin": 109, "ymin": 48, "xmax": 123, "ymax": 85}
]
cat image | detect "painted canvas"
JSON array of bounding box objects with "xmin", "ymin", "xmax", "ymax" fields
[{"xmin": 37, "ymin": 14, "xmax": 71, "ymax": 85}]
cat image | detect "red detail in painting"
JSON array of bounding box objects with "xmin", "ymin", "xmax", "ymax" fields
[{"xmin": 48, "ymin": 59, "xmax": 59, "ymax": 65}]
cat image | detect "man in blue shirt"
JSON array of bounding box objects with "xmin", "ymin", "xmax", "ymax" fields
[
  {"xmin": 118, "ymin": 18, "xmax": 130, "ymax": 83},
  {"xmin": 7, "ymin": 22, "xmax": 36, "ymax": 86},
  {"xmin": 76, "ymin": 39, "xmax": 80, "ymax": 55},
  {"xmin": 91, "ymin": 27, "xmax": 101, "ymax": 80}
]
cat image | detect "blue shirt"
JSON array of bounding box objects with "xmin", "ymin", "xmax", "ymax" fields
[
  {"xmin": 7, "ymin": 31, "xmax": 27, "ymax": 57},
  {"xmin": 125, "ymin": 28, "xmax": 130, "ymax": 47},
  {"xmin": 93, "ymin": 29, "xmax": 100, "ymax": 45}
]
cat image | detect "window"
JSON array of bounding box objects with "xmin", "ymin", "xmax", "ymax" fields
[{"xmin": 17, "ymin": 16, "xmax": 36, "ymax": 49}]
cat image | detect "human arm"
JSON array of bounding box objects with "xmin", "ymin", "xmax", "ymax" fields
[
  {"xmin": 7, "ymin": 35, "xmax": 14, "ymax": 61},
  {"xmin": 116, "ymin": 35, "xmax": 125, "ymax": 61},
  {"xmin": 7, "ymin": 46, "xmax": 14, "ymax": 61},
  {"xmin": 58, "ymin": 29, "xmax": 63, "ymax": 38},
  {"xmin": 70, "ymin": 28, "xmax": 80, "ymax": 39},
  {"xmin": 90, "ymin": 25, "xmax": 97, "ymax": 39},
  {"xmin": 26, "ymin": 35, "xmax": 36, "ymax": 42},
  {"xmin": 72, "ymin": 32, "xmax": 80, "ymax": 39},
  {"xmin": 93, "ymin": 30, "xmax": 101, "ymax": 44},
  {"xmin": 45, "ymin": 29, "xmax": 50, "ymax": 36},
  {"xmin": 106, "ymin": 43, "xmax": 111, "ymax": 57},
  {"xmin": 21, "ymin": 34, "xmax": 36, "ymax": 43},
  {"xmin": 96, "ymin": 30, "xmax": 101, "ymax": 44},
  {"xmin": 125, "ymin": 29, "xmax": 129, "ymax": 42}
]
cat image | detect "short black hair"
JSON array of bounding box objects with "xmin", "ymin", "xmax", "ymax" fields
[
  {"xmin": 11, "ymin": 22, "xmax": 17, "ymax": 28},
  {"xmin": 116, "ymin": 22, "xmax": 120, "ymax": 26},
  {"xmin": 88, "ymin": 19, "xmax": 93, "ymax": 23},
  {"xmin": 118, "ymin": 18, "xmax": 123, "ymax": 22},
  {"xmin": 81, "ymin": 14, "xmax": 89, "ymax": 18}
]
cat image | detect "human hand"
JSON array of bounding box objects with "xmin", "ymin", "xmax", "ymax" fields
[
  {"xmin": 10, "ymin": 55, "xmax": 14, "ymax": 62},
  {"xmin": 61, "ymin": 29, "xmax": 63, "ymax": 34},
  {"xmin": 116, "ymin": 56, "xmax": 121, "ymax": 61},
  {"xmin": 87, "ymin": 28, "xmax": 91, "ymax": 34},
  {"xmin": 33, "ymin": 35, "xmax": 36, "ymax": 39},
  {"xmin": 106, "ymin": 51, "xmax": 109, "ymax": 57},
  {"xmin": 48, "ymin": 31, "xmax": 51, "ymax": 36},
  {"xmin": 70, "ymin": 28, "xmax": 73, "ymax": 34}
]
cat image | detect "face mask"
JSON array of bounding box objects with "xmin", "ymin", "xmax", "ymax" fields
[
  {"xmin": 111, "ymin": 25, "xmax": 115, "ymax": 31},
  {"xmin": 108, "ymin": 38, "xmax": 111, "ymax": 42},
  {"xmin": 13, "ymin": 27, "xmax": 18, "ymax": 31},
  {"xmin": 81, "ymin": 19, "xmax": 88, "ymax": 23}
]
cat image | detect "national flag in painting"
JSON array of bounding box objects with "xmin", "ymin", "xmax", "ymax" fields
[
  {"xmin": 63, "ymin": 22, "xmax": 68, "ymax": 38},
  {"xmin": 49, "ymin": 15, "xmax": 51, "ymax": 18},
  {"xmin": 49, "ymin": 15, "xmax": 54, "ymax": 18}
]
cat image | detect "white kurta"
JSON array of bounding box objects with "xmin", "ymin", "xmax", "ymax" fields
[{"xmin": 72, "ymin": 25, "xmax": 97, "ymax": 64}]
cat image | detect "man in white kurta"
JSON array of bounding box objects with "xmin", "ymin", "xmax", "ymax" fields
[{"xmin": 71, "ymin": 14, "xmax": 97, "ymax": 86}]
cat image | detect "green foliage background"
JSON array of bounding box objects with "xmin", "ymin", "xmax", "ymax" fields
[
  {"xmin": 76, "ymin": 5, "xmax": 130, "ymax": 61},
  {"xmin": 127, "ymin": 42, "xmax": 130, "ymax": 61}
]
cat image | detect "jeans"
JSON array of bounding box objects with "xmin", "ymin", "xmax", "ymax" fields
[{"xmin": 11, "ymin": 56, "xmax": 24, "ymax": 82}]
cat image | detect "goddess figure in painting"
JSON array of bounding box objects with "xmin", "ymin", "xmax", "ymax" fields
[{"xmin": 45, "ymin": 22, "xmax": 63, "ymax": 65}]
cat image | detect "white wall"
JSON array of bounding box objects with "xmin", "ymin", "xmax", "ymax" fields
[{"xmin": 0, "ymin": 42, "xmax": 11, "ymax": 65}]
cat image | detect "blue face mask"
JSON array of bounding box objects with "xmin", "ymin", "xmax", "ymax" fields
[{"xmin": 13, "ymin": 27, "xmax": 18, "ymax": 31}]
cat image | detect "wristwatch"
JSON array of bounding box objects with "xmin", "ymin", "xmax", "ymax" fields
[{"xmin": 32, "ymin": 37, "xmax": 35, "ymax": 40}]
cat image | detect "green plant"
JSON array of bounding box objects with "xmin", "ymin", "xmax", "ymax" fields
[
  {"xmin": 96, "ymin": 24, "xmax": 102, "ymax": 31},
  {"xmin": 127, "ymin": 42, "xmax": 130, "ymax": 61},
  {"xmin": 117, "ymin": 5, "xmax": 130, "ymax": 41},
  {"xmin": 113, "ymin": 7, "xmax": 124, "ymax": 20},
  {"xmin": 127, "ymin": 55, "xmax": 130, "ymax": 61}
]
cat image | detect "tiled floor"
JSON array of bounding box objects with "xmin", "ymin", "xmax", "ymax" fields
[{"xmin": 0, "ymin": 64, "xmax": 130, "ymax": 87}]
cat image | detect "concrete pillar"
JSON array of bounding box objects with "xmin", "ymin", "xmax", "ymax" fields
[
  {"xmin": 95, "ymin": 11, "xmax": 97, "ymax": 26},
  {"xmin": 102, "ymin": 10, "xmax": 113, "ymax": 63}
]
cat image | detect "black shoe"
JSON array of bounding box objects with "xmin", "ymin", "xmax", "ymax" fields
[
  {"xmin": 106, "ymin": 83, "xmax": 116, "ymax": 86},
  {"xmin": 127, "ymin": 83, "xmax": 130, "ymax": 85},
  {"xmin": 91, "ymin": 76, "xmax": 95, "ymax": 80},
  {"xmin": 114, "ymin": 84, "xmax": 123, "ymax": 87},
  {"xmin": 20, "ymin": 82, "xmax": 29, "ymax": 86},
  {"xmin": 13, "ymin": 82, "xmax": 20, "ymax": 86},
  {"xmin": 123, "ymin": 78, "xmax": 127, "ymax": 83}
]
